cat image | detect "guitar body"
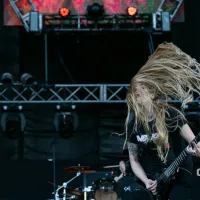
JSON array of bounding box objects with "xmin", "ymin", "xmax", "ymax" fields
[
  {"xmin": 148, "ymin": 171, "xmax": 173, "ymax": 200},
  {"xmin": 131, "ymin": 133, "xmax": 200, "ymax": 200},
  {"xmin": 134, "ymin": 171, "xmax": 173, "ymax": 200},
  {"xmin": 155, "ymin": 176, "xmax": 172, "ymax": 200}
]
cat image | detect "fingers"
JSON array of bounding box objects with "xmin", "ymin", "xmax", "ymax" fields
[
  {"xmin": 187, "ymin": 147, "xmax": 196, "ymax": 154},
  {"xmin": 150, "ymin": 184, "xmax": 157, "ymax": 195},
  {"xmin": 146, "ymin": 180, "xmax": 157, "ymax": 190},
  {"xmin": 193, "ymin": 142, "xmax": 200, "ymax": 154},
  {"xmin": 146, "ymin": 180, "xmax": 157, "ymax": 195},
  {"xmin": 114, "ymin": 177, "xmax": 118, "ymax": 182},
  {"xmin": 152, "ymin": 190, "xmax": 157, "ymax": 195},
  {"xmin": 187, "ymin": 143, "xmax": 200, "ymax": 157}
]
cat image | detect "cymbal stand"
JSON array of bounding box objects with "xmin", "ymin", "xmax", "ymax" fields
[
  {"xmin": 55, "ymin": 172, "xmax": 81, "ymax": 200},
  {"xmin": 83, "ymin": 174, "xmax": 87, "ymax": 200}
]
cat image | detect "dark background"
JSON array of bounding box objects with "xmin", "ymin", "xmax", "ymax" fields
[{"xmin": 0, "ymin": 0, "xmax": 200, "ymax": 199}]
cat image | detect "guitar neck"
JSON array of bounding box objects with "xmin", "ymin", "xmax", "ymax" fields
[{"xmin": 157, "ymin": 148, "xmax": 188, "ymax": 183}]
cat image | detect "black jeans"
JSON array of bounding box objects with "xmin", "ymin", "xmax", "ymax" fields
[
  {"xmin": 117, "ymin": 176, "xmax": 153, "ymax": 200},
  {"xmin": 169, "ymin": 167, "xmax": 192, "ymax": 200},
  {"xmin": 117, "ymin": 168, "xmax": 192, "ymax": 200}
]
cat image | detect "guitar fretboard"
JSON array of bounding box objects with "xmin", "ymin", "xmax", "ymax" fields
[
  {"xmin": 157, "ymin": 135, "xmax": 198, "ymax": 183},
  {"xmin": 157, "ymin": 148, "xmax": 189, "ymax": 183}
]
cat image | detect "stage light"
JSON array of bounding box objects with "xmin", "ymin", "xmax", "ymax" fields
[
  {"xmin": 1, "ymin": 73, "xmax": 13, "ymax": 85},
  {"xmin": 20, "ymin": 73, "xmax": 36, "ymax": 85},
  {"xmin": 127, "ymin": 6, "xmax": 137, "ymax": 16},
  {"xmin": 0, "ymin": 105, "xmax": 25, "ymax": 140},
  {"xmin": 59, "ymin": 8, "xmax": 70, "ymax": 17},
  {"xmin": 87, "ymin": 3, "xmax": 104, "ymax": 17},
  {"xmin": 54, "ymin": 105, "xmax": 78, "ymax": 139}
]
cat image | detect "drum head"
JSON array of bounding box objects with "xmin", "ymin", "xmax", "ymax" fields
[
  {"xmin": 94, "ymin": 190, "xmax": 118, "ymax": 200},
  {"xmin": 94, "ymin": 177, "xmax": 118, "ymax": 200}
]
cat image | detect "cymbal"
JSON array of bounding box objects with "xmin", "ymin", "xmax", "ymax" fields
[
  {"xmin": 64, "ymin": 166, "xmax": 96, "ymax": 173},
  {"xmin": 66, "ymin": 188, "xmax": 82, "ymax": 196}
]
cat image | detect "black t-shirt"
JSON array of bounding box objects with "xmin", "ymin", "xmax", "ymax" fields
[{"xmin": 128, "ymin": 108, "xmax": 193, "ymax": 176}]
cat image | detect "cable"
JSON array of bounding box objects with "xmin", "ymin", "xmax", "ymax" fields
[
  {"xmin": 58, "ymin": 50, "xmax": 75, "ymax": 83},
  {"xmin": 54, "ymin": 32, "xmax": 76, "ymax": 84}
]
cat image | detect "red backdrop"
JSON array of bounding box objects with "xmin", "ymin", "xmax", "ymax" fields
[{"xmin": 4, "ymin": 0, "xmax": 184, "ymax": 26}]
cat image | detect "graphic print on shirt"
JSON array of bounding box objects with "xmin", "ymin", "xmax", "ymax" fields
[{"xmin": 136, "ymin": 133, "xmax": 159, "ymax": 144}]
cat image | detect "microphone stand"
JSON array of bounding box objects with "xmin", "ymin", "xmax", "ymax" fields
[
  {"xmin": 52, "ymin": 136, "xmax": 56, "ymax": 200},
  {"xmin": 48, "ymin": 135, "xmax": 57, "ymax": 200}
]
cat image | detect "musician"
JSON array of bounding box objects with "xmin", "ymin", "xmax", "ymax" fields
[
  {"xmin": 114, "ymin": 161, "xmax": 126, "ymax": 182},
  {"xmin": 120, "ymin": 43, "xmax": 200, "ymax": 200}
]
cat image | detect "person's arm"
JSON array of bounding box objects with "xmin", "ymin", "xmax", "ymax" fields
[
  {"xmin": 114, "ymin": 173, "xmax": 123, "ymax": 182},
  {"xmin": 180, "ymin": 124, "xmax": 200, "ymax": 156},
  {"xmin": 180, "ymin": 124, "xmax": 195, "ymax": 143},
  {"xmin": 127, "ymin": 142, "xmax": 149, "ymax": 185}
]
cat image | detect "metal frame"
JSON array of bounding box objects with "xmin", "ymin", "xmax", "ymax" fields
[
  {"xmin": 156, "ymin": 0, "xmax": 184, "ymax": 21},
  {"xmin": 8, "ymin": 0, "xmax": 36, "ymax": 31},
  {"xmin": 42, "ymin": 13, "xmax": 153, "ymax": 32},
  {"xmin": 8, "ymin": 0, "xmax": 184, "ymax": 33},
  {"xmin": 6, "ymin": 0, "xmax": 186, "ymax": 105},
  {"xmin": 0, "ymin": 84, "xmax": 200, "ymax": 104},
  {"xmin": 0, "ymin": 84, "xmax": 129, "ymax": 103}
]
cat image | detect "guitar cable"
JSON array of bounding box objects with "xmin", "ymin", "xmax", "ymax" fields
[{"xmin": 177, "ymin": 167, "xmax": 192, "ymax": 175}]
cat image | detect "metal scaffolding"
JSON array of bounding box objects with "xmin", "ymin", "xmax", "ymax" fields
[
  {"xmin": 0, "ymin": 84, "xmax": 129, "ymax": 103},
  {"xmin": 0, "ymin": 84, "xmax": 200, "ymax": 104},
  {"xmin": 8, "ymin": 0, "xmax": 184, "ymax": 33},
  {"xmin": 6, "ymin": 0, "xmax": 186, "ymax": 105}
]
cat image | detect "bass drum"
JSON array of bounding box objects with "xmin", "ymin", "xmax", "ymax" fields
[{"xmin": 94, "ymin": 177, "xmax": 118, "ymax": 200}]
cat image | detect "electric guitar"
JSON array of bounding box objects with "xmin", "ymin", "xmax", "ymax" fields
[{"xmin": 155, "ymin": 132, "xmax": 200, "ymax": 200}]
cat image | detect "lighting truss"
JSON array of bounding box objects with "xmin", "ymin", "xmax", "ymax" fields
[
  {"xmin": 153, "ymin": 0, "xmax": 184, "ymax": 31},
  {"xmin": 42, "ymin": 14, "xmax": 152, "ymax": 32},
  {"xmin": 156, "ymin": 0, "xmax": 184, "ymax": 21},
  {"xmin": 0, "ymin": 84, "xmax": 129, "ymax": 103},
  {"xmin": 8, "ymin": 0, "xmax": 183, "ymax": 32},
  {"xmin": 0, "ymin": 84, "xmax": 200, "ymax": 104},
  {"xmin": 8, "ymin": 0, "xmax": 37, "ymax": 31}
]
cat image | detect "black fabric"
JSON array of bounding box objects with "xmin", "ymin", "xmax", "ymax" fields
[
  {"xmin": 169, "ymin": 168, "xmax": 192, "ymax": 200},
  {"xmin": 126, "ymin": 108, "xmax": 193, "ymax": 200},
  {"xmin": 117, "ymin": 176, "xmax": 153, "ymax": 200},
  {"xmin": 117, "ymin": 168, "xmax": 192, "ymax": 200},
  {"xmin": 128, "ymin": 108, "xmax": 192, "ymax": 175}
]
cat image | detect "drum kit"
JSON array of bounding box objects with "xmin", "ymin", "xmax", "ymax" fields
[{"xmin": 49, "ymin": 164, "xmax": 121, "ymax": 200}]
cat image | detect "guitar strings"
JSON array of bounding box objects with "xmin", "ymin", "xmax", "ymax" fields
[{"xmin": 157, "ymin": 137, "xmax": 197, "ymax": 182}]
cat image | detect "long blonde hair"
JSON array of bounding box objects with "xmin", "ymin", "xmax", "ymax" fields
[{"xmin": 126, "ymin": 42, "xmax": 200, "ymax": 162}]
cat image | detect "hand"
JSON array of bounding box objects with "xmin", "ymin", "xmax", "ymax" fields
[
  {"xmin": 145, "ymin": 179, "xmax": 157, "ymax": 195},
  {"xmin": 114, "ymin": 176, "xmax": 119, "ymax": 182},
  {"xmin": 187, "ymin": 141, "xmax": 200, "ymax": 157}
]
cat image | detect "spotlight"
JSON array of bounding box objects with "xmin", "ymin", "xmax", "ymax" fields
[
  {"xmin": 87, "ymin": 3, "xmax": 104, "ymax": 17},
  {"xmin": 20, "ymin": 73, "xmax": 36, "ymax": 85},
  {"xmin": 59, "ymin": 8, "xmax": 70, "ymax": 17},
  {"xmin": 0, "ymin": 105, "xmax": 25, "ymax": 140},
  {"xmin": 1, "ymin": 73, "xmax": 13, "ymax": 85},
  {"xmin": 54, "ymin": 105, "xmax": 78, "ymax": 138},
  {"xmin": 127, "ymin": 6, "xmax": 137, "ymax": 16}
]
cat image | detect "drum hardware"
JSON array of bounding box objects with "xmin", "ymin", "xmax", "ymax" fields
[
  {"xmin": 64, "ymin": 165, "xmax": 96, "ymax": 200},
  {"xmin": 50, "ymin": 164, "xmax": 121, "ymax": 200},
  {"xmin": 64, "ymin": 165, "xmax": 96, "ymax": 174},
  {"xmin": 54, "ymin": 171, "xmax": 81, "ymax": 200}
]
